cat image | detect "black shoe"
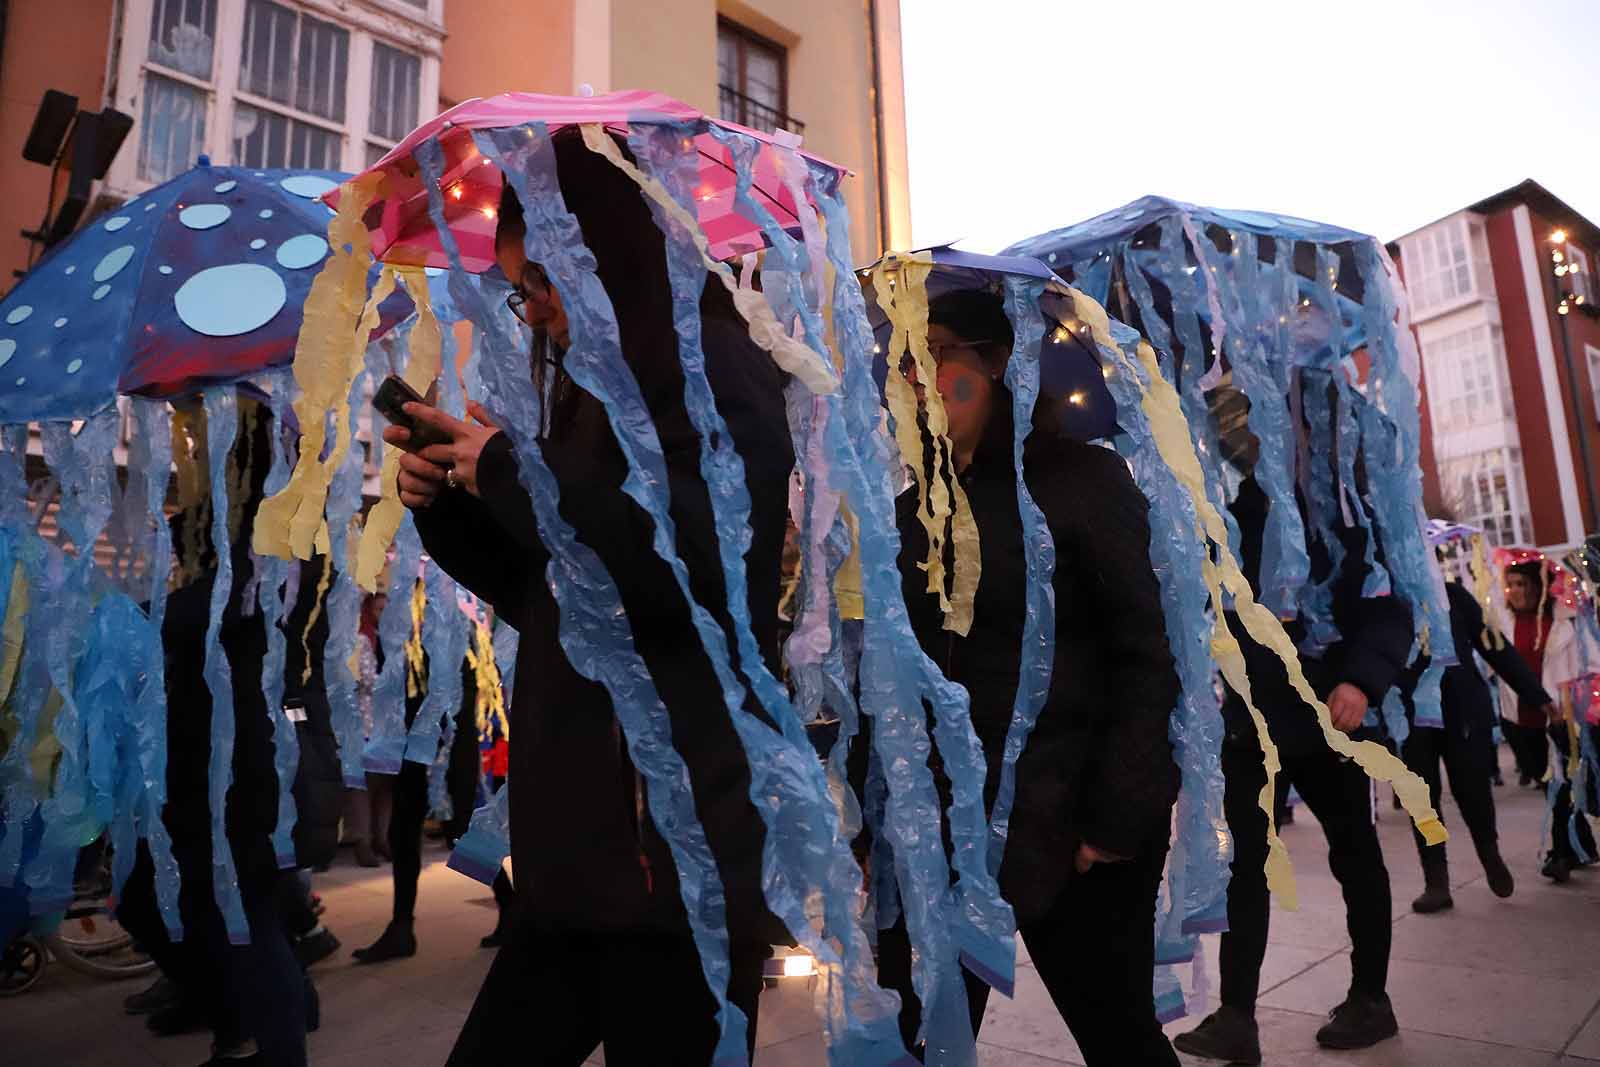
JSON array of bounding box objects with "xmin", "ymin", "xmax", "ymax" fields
[
  {"xmin": 124, "ymin": 975, "xmax": 178, "ymax": 1015},
  {"xmin": 1520, "ymin": 774, "xmax": 1535, "ymax": 788},
  {"xmin": 353, "ymin": 841, "xmax": 381, "ymax": 868},
  {"xmin": 352, "ymin": 919, "xmax": 416, "ymax": 964},
  {"xmin": 147, "ymin": 999, "xmax": 207, "ymax": 1037},
  {"xmin": 1316, "ymin": 991, "xmax": 1398, "ymax": 1050},
  {"xmin": 1173, "ymin": 1005, "xmax": 1262, "ymax": 1064},
  {"xmin": 199, "ymin": 1045, "xmax": 261, "ymax": 1066},
  {"xmin": 1542, "ymin": 853, "xmax": 1573, "ymax": 884},
  {"xmin": 1483, "ymin": 851, "xmax": 1515, "ymax": 898},
  {"xmin": 1412, "ymin": 883, "xmax": 1453, "ymax": 913},
  {"xmin": 294, "ymin": 926, "xmax": 341, "ymax": 969},
  {"xmin": 480, "ymin": 918, "xmax": 511, "ymax": 950}
]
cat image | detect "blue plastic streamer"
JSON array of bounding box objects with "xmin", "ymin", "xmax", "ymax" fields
[
  {"xmin": 1296, "ymin": 370, "xmax": 1346, "ymax": 657},
  {"xmin": 1332, "ymin": 376, "xmax": 1389, "ymax": 598},
  {"xmin": 1191, "ymin": 231, "xmax": 1310, "ymax": 619},
  {"xmin": 624, "ymin": 122, "xmax": 908, "ymax": 1061},
  {"xmin": 810, "ymin": 167, "xmax": 1008, "ymax": 1064},
  {"xmin": 132, "ymin": 399, "xmax": 183, "ymax": 938},
  {"xmin": 491, "ymin": 622, "xmax": 518, "ymax": 703},
  {"xmin": 258, "ymin": 373, "xmax": 300, "ymax": 867},
  {"xmin": 447, "ymin": 774, "xmax": 511, "ymax": 887},
  {"xmin": 200, "ymin": 387, "xmax": 250, "ymax": 944},
  {"xmin": 324, "ymin": 355, "xmax": 376, "ymax": 789},
  {"xmin": 985, "ymin": 277, "xmax": 1057, "ymax": 878},
  {"xmin": 418, "ymin": 132, "xmax": 750, "ymax": 1066},
  {"xmin": 410, "ymin": 568, "xmax": 466, "ymax": 822}
]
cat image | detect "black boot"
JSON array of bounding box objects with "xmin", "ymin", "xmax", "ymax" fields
[
  {"xmin": 1173, "ymin": 1004, "xmax": 1262, "ymax": 1064},
  {"xmin": 480, "ymin": 913, "xmax": 512, "ymax": 949},
  {"xmin": 1412, "ymin": 853, "xmax": 1453, "ymax": 913},
  {"xmin": 352, "ymin": 918, "xmax": 416, "ymax": 964},
  {"xmin": 124, "ymin": 975, "xmax": 178, "ymax": 1015},
  {"xmin": 1475, "ymin": 837, "xmax": 1515, "ymax": 898},
  {"xmin": 1316, "ymin": 990, "xmax": 1398, "ymax": 1050},
  {"xmin": 1542, "ymin": 852, "xmax": 1573, "ymax": 884}
]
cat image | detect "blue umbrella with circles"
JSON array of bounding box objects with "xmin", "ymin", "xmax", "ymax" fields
[{"xmin": 0, "ymin": 159, "xmax": 427, "ymax": 425}]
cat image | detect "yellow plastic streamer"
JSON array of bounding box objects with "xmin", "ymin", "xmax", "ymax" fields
[
  {"xmin": 1075, "ymin": 298, "xmax": 1445, "ymax": 900},
  {"xmin": 1469, "ymin": 533, "xmax": 1502, "ymax": 650},
  {"xmin": 254, "ymin": 172, "xmax": 386, "ymax": 562},
  {"xmin": 404, "ymin": 577, "xmax": 426, "ymax": 701},
  {"xmin": 0, "ymin": 561, "xmax": 28, "ymax": 709},
  {"xmin": 577, "ymin": 124, "xmax": 839, "ymax": 395},
  {"xmin": 299, "ymin": 557, "xmax": 333, "ymax": 686},
  {"xmin": 870, "ymin": 256, "xmax": 980, "ymax": 636},
  {"xmin": 356, "ymin": 267, "xmax": 439, "ymax": 591},
  {"xmin": 467, "ymin": 620, "xmax": 509, "ymax": 742}
]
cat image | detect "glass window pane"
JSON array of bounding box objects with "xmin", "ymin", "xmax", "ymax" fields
[
  {"xmin": 295, "ymin": 15, "xmax": 349, "ymax": 121},
  {"xmin": 369, "ymin": 43, "xmax": 421, "ymax": 144},
  {"xmin": 149, "ymin": 0, "xmax": 217, "ymax": 79},
  {"xmin": 139, "ymin": 73, "xmax": 208, "ymax": 182},
  {"xmin": 365, "ymin": 141, "xmax": 390, "ymax": 168},
  {"xmin": 744, "ymin": 48, "xmax": 781, "ymax": 110},
  {"xmin": 234, "ymin": 104, "xmax": 340, "ymax": 169},
  {"xmin": 240, "ymin": 0, "xmax": 296, "ymax": 104}
]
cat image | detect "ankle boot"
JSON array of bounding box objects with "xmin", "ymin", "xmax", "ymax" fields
[
  {"xmin": 352, "ymin": 918, "xmax": 416, "ymax": 964},
  {"xmin": 1412, "ymin": 854, "xmax": 1453, "ymax": 913}
]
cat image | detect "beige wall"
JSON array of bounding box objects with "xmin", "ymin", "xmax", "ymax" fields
[
  {"xmin": 440, "ymin": 0, "xmax": 576, "ymax": 103},
  {"xmin": 0, "ymin": 0, "xmax": 116, "ymax": 291}
]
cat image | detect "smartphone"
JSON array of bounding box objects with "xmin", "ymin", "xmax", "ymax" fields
[{"xmin": 372, "ymin": 374, "xmax": 450, "ymax": 450}]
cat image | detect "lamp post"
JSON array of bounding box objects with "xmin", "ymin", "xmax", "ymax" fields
[{"xmin": 1548, "ymin": 228, "xmax": 1600, "ymax": 539}]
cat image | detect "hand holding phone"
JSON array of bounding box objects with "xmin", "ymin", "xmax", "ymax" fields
[{"xmin": 372, "ymin": 375, "xmax": 451, "ymax": 451}]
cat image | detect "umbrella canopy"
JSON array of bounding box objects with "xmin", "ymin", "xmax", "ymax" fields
[
  {"xmin": 861, "ymin": 246, "xmax": 1120, "ymax": 441},
  {"xmin": 0, "ymin": 163, "xmax": 419, "ymax": 425},
  {"xmin": 333, "ymin": 89, "xmax": 847, "ymax": 272}
]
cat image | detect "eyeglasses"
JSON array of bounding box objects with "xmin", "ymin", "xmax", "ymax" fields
[
  {"xmin": 506, "ymin": 261, "xmax": 553, "ymax": 324},
  {"xmin": 898, "ymin": 338, "xmax": 998, "ymax": 376}
]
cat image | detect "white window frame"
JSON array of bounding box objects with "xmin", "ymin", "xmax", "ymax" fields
[
  {"xmin": 1442, "ymin": 446, "xmax": 1533, "ymax": 547},
  {"xmin": 103, "ymin": 0, "xmax": 443, "ymax": 200},
  {"xmin": 1587, "ymin": 344, "xmax": 1600, "ymax": 426},
  {"xmin": 1564, "ymin": 243, "xmax": 1594, "ymax": 306},
  {"xmin": 1420, "ymin": 321, "xmax": 1514, "ymax": 438},
  {"xmin": 1404, "ymin": 214, "xmax": 1486, "ymax": 321}
]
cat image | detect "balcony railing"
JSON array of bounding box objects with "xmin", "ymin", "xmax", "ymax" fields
[{"xmin": 718, "ymin": 85, "xmax": 805, "ymax": 137}]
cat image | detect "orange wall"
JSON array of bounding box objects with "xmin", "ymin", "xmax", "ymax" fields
[
  {"xmin": 0, "ymin": 0, "xmax": 115, "ymax": 294},
  {"xmin": 439, "ymin": 0, "xmax": 576, "ymax": 105}
]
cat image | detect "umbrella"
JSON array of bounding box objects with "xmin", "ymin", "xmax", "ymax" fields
[
  {"xmin": 860, "ymin": 246, "xmax": 1120, "ymax": 441},
  {"xmin": 0, "ymin": 161, "xmax": 421, "ymax": 425},
  {"xmin": 330, "ymin": 88, "xmax": 846, "ymax": 271}
]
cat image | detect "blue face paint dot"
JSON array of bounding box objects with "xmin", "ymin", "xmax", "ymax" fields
[
  {"xmin": 214, "ymin": 180, "xmax": 238, "ymax": 193},
  {"xmin": 158, "ymin": 265, "xmax": 173, "ymax": 275},
  {"xmin": 93, "ymin": 284, "xmax": 111, "ymax": 300},
  {"xmin": 5, "ymin": 305, "xmax": 32, "ymax": 325},
  {"xmin": 65, "ymin": 359, "xmax": 82, "ymax": 374},
  {"xmin": 250, "ymin": 238, "xmax": 267, "ymax": 250},
  {"xmin": 94, "ymin": 244, "xmax": 136, "ymax": 282},
  {"xmin": 279, "ymin": 175, "xmax": 339, "ymax": 199},
  {"xmin": 174, "ymin": 263, "xmax": 286, "ymax": 337},
  {"xmin": 53, "ymin": 317, "xmax": 67, "ymax": 328},
  {"xmin": 0, "ymin": 340, "xmax": 13, "ymax": 368},
  {"xmin": 258, "ymin": 209, "xmax": 274, "ymax": 219},
  {"xmin": 179, "ymin": 203, "xmax": 231, "ymax": 230},
  {"xmin": 104, "ymin": 216, "xmax": 130, "ymax": 232},
  {"xmin": 276, "ymin": 234, "xmax": 329, "ymax": 270}
]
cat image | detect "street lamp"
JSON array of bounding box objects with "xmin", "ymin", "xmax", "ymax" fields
[{"xmin": 1547, "ymin": 228, "xmax": 1600, "ymax": 538}]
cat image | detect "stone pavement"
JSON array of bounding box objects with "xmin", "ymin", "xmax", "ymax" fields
[{"xmin": 6, "ymin": 746, "xmax": 1600, "ymax": 1065}]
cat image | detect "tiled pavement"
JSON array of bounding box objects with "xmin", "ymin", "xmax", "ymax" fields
[{"xmin": 6, "ymin": 746, "xmax": 1599, "ymax": 1065}]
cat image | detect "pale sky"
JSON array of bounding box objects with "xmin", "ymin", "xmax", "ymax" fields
[{"xmin": 901, "ymin": 0, "xmax": 1600, "ymax": 252}]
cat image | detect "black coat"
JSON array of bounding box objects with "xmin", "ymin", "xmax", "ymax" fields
[
  {"xmin": 895, "ymin": 397, "xmax": 1180, "ymax": 923},
  {"xmin": 1224, "ymin": 477, "xmax": 1414, "ymax": 755},
  {"xmin": 414, "ymin": 307, "xmax": 793, "ymax": 941},
  {"xmin": 1400, "ymin": 581, "xmax": 1550, "ymax": 737}
]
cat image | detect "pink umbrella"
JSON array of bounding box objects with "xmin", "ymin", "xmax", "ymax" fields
[{"xmin": 328, "ymin": 89, "xmax": 846, "ymax": 272}]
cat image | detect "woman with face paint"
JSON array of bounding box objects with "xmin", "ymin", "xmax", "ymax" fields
[{"xmin": 876, "ymin": 288, "xmax": 1182, "ymax": 1065}]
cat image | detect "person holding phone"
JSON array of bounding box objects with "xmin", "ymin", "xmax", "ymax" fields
[{"xmin": 380, "ymin": 130, "xmax": 793, "ymax": 1066}]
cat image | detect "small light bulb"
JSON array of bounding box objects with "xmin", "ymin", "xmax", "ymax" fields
[
  {"xmin": 451, "ymin": 185, "xmax": 464, "ymax": 201},
  {"xmin": 1552, "ymin": 229, "xmax": 1568, "ymax": 244},
  {"xmin": 782, "ymin": 954, "xmax": 816, "ymax": 978},
  {"xmin": 1068, "ymin": 391, "xmax": 1086, "ymax": 406}
]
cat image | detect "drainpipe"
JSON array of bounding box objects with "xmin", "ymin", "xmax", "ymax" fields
[{"xmin": 866, "ymin": 0, "xmax": 889, "ymax": 256}]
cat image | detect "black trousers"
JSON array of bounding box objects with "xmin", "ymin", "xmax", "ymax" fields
[
  {"xmin": 119, "ymin": 840, "xmax": 307, "ymax": 1066},
  {"xmin": 446, "ymin": 928, "xmax": 766, "ymax": 1066},
  {"xmin": 1503, "ymin": 719, "xmax": 1548, "ymax": 782},
  {"xmin": 1402, "ymin": 723, "xmax": 1500, "ymax": 874},
  {"xmin": 1219, "ymin": 737, "xmax": 1391, "ymax": 1011},
  {"xmin": 1548, "ymin": 723, "xmax": 1599, "ymax": 863},
  {"xmin": 388, "ymin": 758, "xmax": 430, "ymax": 921},
  {"xmin": 877, "ymin": 840, "xmax": 1179, "ymax": 1067}
]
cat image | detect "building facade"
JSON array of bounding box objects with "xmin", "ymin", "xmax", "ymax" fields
[
  {"xmin": 0, "ymin": 0, "xmax": 909, "ymax": 291},
  {"xmin": 1393, "ymin": 180, "xmax": 1600, "ymax": 550}
]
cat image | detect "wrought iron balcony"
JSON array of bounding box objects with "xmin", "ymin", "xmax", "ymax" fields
[{"xmin": 718, "ymin": 85, "xmax": 804, "ymax": 137}]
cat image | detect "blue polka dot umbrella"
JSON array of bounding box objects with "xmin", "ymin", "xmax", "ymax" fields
[{"xmin": 0, "ymin": 160, "xmax": 422, "ymax": 424}]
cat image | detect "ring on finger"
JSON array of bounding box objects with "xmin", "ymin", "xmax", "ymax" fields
[{"xmin": 445, "ymin": 466, "xmax": 459, "ymax": 491}]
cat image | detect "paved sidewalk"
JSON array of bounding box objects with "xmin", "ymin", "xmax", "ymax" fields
[{"xmin": 6, "ymin": 747, "xmax": 1599, "ymax": 1065}]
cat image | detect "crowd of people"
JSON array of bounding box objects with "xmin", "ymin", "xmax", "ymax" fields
[{"xmin": 83, "ymin": 129, "xmax": 1597, "ymax": 1067}]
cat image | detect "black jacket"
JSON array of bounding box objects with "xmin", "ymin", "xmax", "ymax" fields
[
  {"xmin": 1224, "ymin": 477, "xmax": 1414, "ymax": 755},
  {"xmin": 414, "ymin": 307, "xmax": 793, "ymax": 941},
  {"xmin": 895, "ymin": 396, "xmax": 1180, "ymax": 922},
  {"xmin": 1401, "ymin": 580, "xmax": 1549, "ymax": 737}
]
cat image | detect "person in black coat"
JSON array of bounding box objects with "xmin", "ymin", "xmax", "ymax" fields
[
  {"xmin": 116, "ymin": 395, "xmax": 316, "ymax": 1066},
  {"xmin": 383, "ymin": 131, "xmax": 792, "ymax": 1066},
  {"xmin": 1178, "ymin": 415, "xmax": 1414, "ymax": 1064},
  {"xmin": 875, "ymin": 288, "xmax": 1181, "ymax": 1066},
  {"xmin": 1401, "ymin": 580, "xmax": 1548, "ymax": 912}
]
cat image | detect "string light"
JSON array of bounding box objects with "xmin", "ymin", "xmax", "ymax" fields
[
  {"xmin": 1552, "ymin": 229, "xmax": 1569, "ymax": 244},
  {"xmin": 1068, "ymin": 391, "xmax": 1087, "ymax": 406}
]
